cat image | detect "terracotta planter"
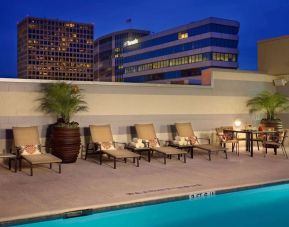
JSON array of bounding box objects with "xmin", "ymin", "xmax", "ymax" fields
[
  {"xmin": 51, "ymin": 127, "xmax": 81, "ymax": 163},
  {"xmin": 259, "ymin": 119, "xmax": 283, "ymax": 132}
]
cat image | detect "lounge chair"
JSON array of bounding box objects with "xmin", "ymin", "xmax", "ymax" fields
[
  {"xmin": 89, "ymin": 125, "xmax": 140, "ymax": 169},
  {"xmin": 134, "ymin": 123, "xmax": 186, "ymax": 164},
  {"xmin": 175, "ymin": 123, "xmax": 227, "ymax": 160},
  {"xmin": 12, "ymin": 126, "xmax": 62, "ymax": 176}
]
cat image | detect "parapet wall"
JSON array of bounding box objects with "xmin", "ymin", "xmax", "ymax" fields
[{"xmin": 0, "ymin": 69, "xmax": 288, "ymax": 152}]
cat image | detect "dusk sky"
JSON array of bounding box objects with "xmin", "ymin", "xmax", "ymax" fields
[{"xmin": 0, "ymin": 0, "xmax": 289, "ymax": 77}]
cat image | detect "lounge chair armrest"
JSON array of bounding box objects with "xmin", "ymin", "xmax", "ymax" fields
[
  {"xmin": 198, "ymin": 137, "xmax": 210, "ymax": 144},
  {"xmin": 113, "ymin": 141, "xmax": 127, "ymax": 149},
  {"xmin": 158, "ymin": 139, "xmax": 170, "ymax": 146}
]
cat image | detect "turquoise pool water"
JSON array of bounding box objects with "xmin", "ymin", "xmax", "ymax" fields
[{"xmin": 16, "ymin": 183, "xmax": 289, "ymax": 227}]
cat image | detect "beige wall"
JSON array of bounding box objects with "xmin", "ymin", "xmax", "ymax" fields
[
  {"xmin": 0, "ymin": 69, "xmax": 287, "ymax": 153},
  {"xmin": 258, "ymin": 35, "xmax": 289, "ymax": 75}
]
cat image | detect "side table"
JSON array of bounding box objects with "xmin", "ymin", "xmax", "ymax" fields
[{"xmin": 0, "ymin": 153, "xmax": 17, "ymax": 172}]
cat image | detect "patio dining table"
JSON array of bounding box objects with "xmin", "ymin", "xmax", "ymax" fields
[{"xmin": 224, "ymin": 129, "xmax": 276, "ymax": 157}]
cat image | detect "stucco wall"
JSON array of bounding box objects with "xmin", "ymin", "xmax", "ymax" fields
[{"xmin": 0, "ymin": 69, "xmax": 288, "ymax": 153}]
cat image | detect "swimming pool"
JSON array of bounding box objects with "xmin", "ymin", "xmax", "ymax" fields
[{"xmin": 15, "ymin": 183, "xmax": 289, "ymax": 227}]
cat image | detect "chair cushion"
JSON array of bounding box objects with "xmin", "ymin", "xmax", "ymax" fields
[
  {"xmin": 19, "ymin": 145, "xmax": 41, "ymax": 155},
  {"xmin": 100, "ymin": 141, "xmax": 116, "ymax": 151},
  {"xmin": 188, "ymin": 136, "xmax": 198, "ymax": 145},
  {"xmin": 147, "ymin": 138, "xmax": 160, "ymax": 148}
]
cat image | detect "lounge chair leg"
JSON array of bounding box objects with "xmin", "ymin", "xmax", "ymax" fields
[
  {"xmin": 85, "ymin": 143, "xmax": 89, "ymax": 160},
  {"xmin": 178, "ymin": 154, "xmax": 180, "ymax": 160},
  {"xmin": 257, "ymin": 141, "xmax": 260, "ymax": 151},
  {"xmin": 49, "ymin": 163, "xmax": 52, "ymax": 169},
  {"xmin": 164, "ymin": 155, "xmax": 166, "ymax": 165},
  {"xmin": 8, "ymin": 158, "xmax": 11, "ymax": 170},
  {"xmin": 133, "ymin": 157, "xmax": 135, "ymax": 163},
  {"xmin": 14, "ymin": 158, "xmax": 17, "ymax": 172},
  {"xmin": 99, "ymin": 152, "xmax": 102, "ymax": 165},
  {"xmin": 274, "ymin": 147, "xmax": 277, "ymax": 155},
  {"xmin": 191, "ymin": 148, "xmax": 194, "ymax": 159},
  {"xmin": 137, "ymin": 157, "xmax": 139, "ymax": 167},
  {"xmin": 114, "ymin": 157, "xmax": 116, "ymax": 169},
  {"xmin": 184, "ymin": 153, "xmax": 186, "ymax": 163},
  {"xmin": 148, "ymin": 150, "xmax": 151, "ymax": 162},
  {"xmin": 19, "ymin": 158, "xmax": 22, "ymax": 171},
  {"xmin": 30, "ymin": 164, "xmax": 33, "ymax": 176},
  {"xmin": 59, "ymin": 163, "xmax": 61, "ymax": 173},
  {"xmin": 208, "ymin": 151, "xmax": 211, "ymax": 161},
  {"xmin": 124, "ymin": 158, "xmax": 127, "ymax": 163},
  {"xmin": 225, "ymin": 150, "xmax": 228, "ymax": 159}
]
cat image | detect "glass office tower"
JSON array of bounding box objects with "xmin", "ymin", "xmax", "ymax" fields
[
  {"xmin": 123, "ymin": 17, "xmax": 239, "ymax": 84},
  {"xmin": 93, "ymin": 29, "xmax": 150, "ymax": 82},
  {"xmin": 17, "ymin": 17, "xmax": 94, "ymax": 81}
]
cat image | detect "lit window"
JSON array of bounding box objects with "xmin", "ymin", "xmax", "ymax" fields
[{"xmin": 178, "ymin": 32, "xmax": 188, "ymax": 40}]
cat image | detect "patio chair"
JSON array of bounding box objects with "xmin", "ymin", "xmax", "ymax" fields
[
  {"xmin": 216, "ymin": 127, "xmax": 239, "ymax": 155},
  {"xmin": 262, "ymin": 129, "xmax": 288, "ymax": 158},
  {"xmin": 175, "ymin": 122, "xmax": 227, "ymax": 160},
  {"xmin": 134, "ymin": 123, "xmax": 187, "ymax": 164},
  {"xmin": 12, "ymin": 126, "xmax": 62, "ymax": 176},
  {"xmin": 89, "ymin": 125, "xmax": 140, "ymax": 169}
]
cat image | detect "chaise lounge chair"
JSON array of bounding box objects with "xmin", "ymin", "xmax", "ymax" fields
[
  {"xmin": 134, "ymin": 123, "xmax": 187, "ymax": 164},
  {"xmin": 89, "ymin": 125, "xmax": 140, "ymax": 169},
  {"xmin": 13, "ymin": 126, "xmax": 62, "ymax": 176},
  {"xmin": 175, "ymin": 122, "xmax": 227, "ymax": 160}
]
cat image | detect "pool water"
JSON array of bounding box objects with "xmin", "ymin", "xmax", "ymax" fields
[{"xmin": 16, "ymin": 183, "xmax": 289, "ymax": 227}]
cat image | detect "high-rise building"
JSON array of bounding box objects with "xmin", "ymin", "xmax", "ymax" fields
[
  {"xmin": 122, "ymin": 17, "xmax": 239, "ymax": 84},
  {"xmin": 93, "ymin": 29, "xmax": 150, "ymax": 82},
  {"xmin": 17, "ymin": 17, "xmax": 94, "ymax": 81}
]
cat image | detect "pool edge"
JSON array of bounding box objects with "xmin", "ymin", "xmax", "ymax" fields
[{"xmin": 2, "ymin": 178, "xmax": 289, "ymax": 226}]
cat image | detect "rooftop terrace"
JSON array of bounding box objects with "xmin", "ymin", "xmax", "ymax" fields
[{"xmin": 1, "ymin": 148, "xmax": 289, "ymax": 225}]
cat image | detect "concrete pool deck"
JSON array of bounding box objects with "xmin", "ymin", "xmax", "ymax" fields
[{"xmin": 1, "ymin": 147, "xmax": 289, "ymax": 225}]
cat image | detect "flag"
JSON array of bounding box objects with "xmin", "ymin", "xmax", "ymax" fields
[{"xmin": 126, "ymin": 18, "xmax": 132, "ymax": 23}]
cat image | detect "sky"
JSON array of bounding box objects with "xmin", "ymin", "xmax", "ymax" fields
[{"xmin": 0, "ymin": 0, "xmax": 289, "ymax": 77}]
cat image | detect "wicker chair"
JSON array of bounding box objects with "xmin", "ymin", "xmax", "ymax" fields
[
  {"xmin": 135, "ymin": 123, "xmax": 187, "ymax": 164},
  {"xmin": 89, "ymin": 125, "xmax": 140, "ymax": 169},
  {"xmin": 262, "ymin": 129, "xmax": 288, "ymax": 158},
  {"xmin": 216, "ymin": 126, "xmax": 239, "ymax": 155},
  {"xmin": 13, "ymin": 126, "xmax": 62, "ymax": 176}
]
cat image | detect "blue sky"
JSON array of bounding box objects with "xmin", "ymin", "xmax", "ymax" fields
[{"xmin": 0, "ymin": 0, "xmax": 289, "ymax": 77}]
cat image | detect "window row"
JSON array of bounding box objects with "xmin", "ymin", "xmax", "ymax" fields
[
  {"xmin": 125, "ymin": 52, "xmax": 237, "ymax": 74},
  {"xmin": 123, "ymin": 23, "xmax": 239, "ymax": 52},
  {"xmin": 28, "ymin": 58, "xmax": 93, "ymax": 64},
  {"xmin": 124, "ymin": 69, "xmax": 202, "ymax": 83},
  {"xmin": 124, "ymin": 38, "xmax": 238, "ymax": 63}
]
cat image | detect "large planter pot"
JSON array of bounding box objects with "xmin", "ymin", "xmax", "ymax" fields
[
  {"xmin": 51, "ymin": 127, "xmax": 81, "ymax": 163},
  {"xmin": 259, "ymin": 118, "xmax": 283, "ymax": 132}
]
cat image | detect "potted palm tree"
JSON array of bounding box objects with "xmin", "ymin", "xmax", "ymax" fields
[
  {"xmin": 247, "ymin": 91, "xmax": 289, "ymax": 131},
  {"xmin": 38, "ymin": 82, "xmax": 88, "ymax": 163}
]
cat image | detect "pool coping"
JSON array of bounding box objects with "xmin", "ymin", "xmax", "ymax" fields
[{"xmin": 2, "ymin": 178, "xmax": 289, "ymax": 226}]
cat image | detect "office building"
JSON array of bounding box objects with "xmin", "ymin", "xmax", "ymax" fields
[
  {"xmin": 123, "ymin": 17, "xmax": 239, "ymax": 84},
  {"xmin": 258, "ymin": 35, "xmax": 289, "ymax": 76},
  {"xmin": 17, "ymin": 17, "xmax": 94, "ymax": 80},
  {"xmin": 93, "ymin": 29, "xmax": 150, "ymax": 82}
]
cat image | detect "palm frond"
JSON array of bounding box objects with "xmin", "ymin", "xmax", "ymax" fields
[
  {"xmin": 247, "ymin": 91, "xmax": 289, "ymax": 120},
  {"xmin": 37, "ymin": 82, "xmax": 88, "ymax": 124}
]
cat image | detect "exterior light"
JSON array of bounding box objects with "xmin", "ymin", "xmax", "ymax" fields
[{"xmin": 234, "ymin": 119, "xmax": 242, "ymax": 129}]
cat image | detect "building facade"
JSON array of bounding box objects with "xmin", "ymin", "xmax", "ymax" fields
[
  {"xmin": 17, "ymin": 17, "xmax": 94, "ymax": 81},
  {"xmin": 122, "ymin": 17, "xmax": 239, "ymax": 84},
  {"xmin": 93, "ymin": 29, "xmax": 150, "ymax": 82},
  {"xmin": 258, "ymin": 35, "xmax": 289, "ymax": 76}
]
